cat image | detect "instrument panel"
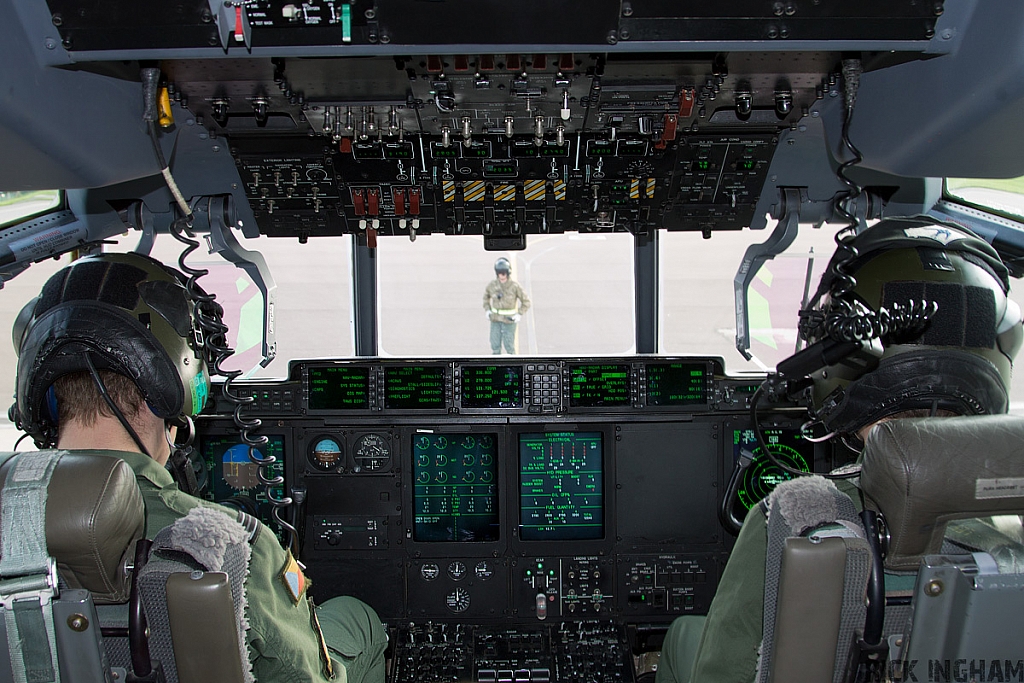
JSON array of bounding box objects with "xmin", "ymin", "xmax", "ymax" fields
[{"xmin": 196, "ymin": 356, "xmax": 839, "ymax": 628}]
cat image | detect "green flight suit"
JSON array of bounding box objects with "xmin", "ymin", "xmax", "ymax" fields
[
  {"xmin": 102, "ymin": 449, "xmax": 388, "ymax": 683},
  {"xmin": 483, "ymin": 278, "xmax": 531, "ymax": 354}
]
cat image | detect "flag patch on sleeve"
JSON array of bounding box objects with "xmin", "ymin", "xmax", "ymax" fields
[{"xmin": 279, "ymin": 551, "xmax": 307, "ymax": 604}]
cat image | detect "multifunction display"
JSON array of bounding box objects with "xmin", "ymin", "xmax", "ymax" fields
[
  {"xmin": 733, "ymin": 428, "xmax": 812, "ymax": 511},
  {"xmin": 519, "ymin": 432, "xmax": 604, "ymax": 541},
  {"xmin": 461, "ymin": 366, "xmax": 523, "ymax": 409},
  {"xmin": 646, "ymin": 362, "xmax": 707, "ymax": 406},
  {"xmin": 569, "ymin": 365, "xmax": 630, "ymax": 407},
  {"xmin": 385, "ymin": 366, "xmax": 446, "ymax": 410},
  {"xmin": 307, "ymin": 366, "xmax": 371, "ymax": 410},
  {"xmin": 413, "ymin": 433, "xmax": 500, "ymax": 542}
]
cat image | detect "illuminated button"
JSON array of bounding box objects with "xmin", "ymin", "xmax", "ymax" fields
[
  {"xmin": 479, "ymin": 670, "xmax": 497, "ymax": 682},
  {"xmin": 515, "ymin": 670, "xmax": 530, "ymax": 681},
  {"xmin": 498, "ymin": 670, "xmax": 514, "ymax": 682},
  {"xmin": 685, "ymin": 595, "xmax": 695, "ymax": 607},
  {"xmin": 527, "ymin": 365, "xmax": 536, "ymax": 371}
]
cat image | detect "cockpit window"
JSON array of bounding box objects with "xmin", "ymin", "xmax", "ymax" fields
[
  {"xmin": 660, "ymin": 226, "xmax": 839, "ymax": 372},
  {"xmin": 945, "ymin": 176, "xmax": 1024, "ymax": 222},
  {"xmin": 377, "ymin": 234, "xmax": 636, "ymax": 356},
  {"xmin": 0, "ymin": 191, "xmax": 61, "ymax": 228}
]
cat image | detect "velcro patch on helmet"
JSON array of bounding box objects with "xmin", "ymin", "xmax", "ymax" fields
[{"xmin": 882, "ymin": 282, "xmax": 995, "ymax": 348}]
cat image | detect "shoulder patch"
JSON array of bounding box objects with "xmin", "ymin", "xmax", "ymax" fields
[{"xmin": 279, "ymin": 551, "xmax": 308, "ymax": 604}]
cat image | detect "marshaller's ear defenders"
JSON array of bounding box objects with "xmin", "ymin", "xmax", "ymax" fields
[{"xmin": 12, "ymin": 253, "xmax": 211, "ymax": 448}]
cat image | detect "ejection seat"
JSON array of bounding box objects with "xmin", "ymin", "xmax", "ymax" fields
[
  {"xmin": 0, "ymin": 450, "xmax": 250, "ymax": 683},
  {"xmin": 758, "ymin": 415, "xmax": 1024, "ymax": 683}
]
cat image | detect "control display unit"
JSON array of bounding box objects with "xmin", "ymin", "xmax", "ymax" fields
[
  {"xmin": 519, "ymin": 431, "xmax": 604, "ymax": 541},
  {"xmin": 460, "ymin": 365, "xmax": 523, "ymax": 409},
  {"xmin": 646, "ymin": 362, "xmax": 708, "ymax": 406},
  {"xmin": 413, "ymin": 433, "xmax": 500, "ymax": 542},
  {"xmin": 733, "ymin": 428, "xmax": 812, "ymax": 510},
  {"xmin": 568, "ymin": 365, "xmax": 631, "ymax": 408},
  {"xmin": 307, "ymin": 365, "xmax": 371, "ymax": 410},
  {"xmin": 385, "ymin": 365, "xmax": 446, "ymax": 410}
]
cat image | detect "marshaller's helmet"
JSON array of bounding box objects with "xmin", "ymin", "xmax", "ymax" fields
[
  {"xmin": 494, "ymin": 257, "xmax": 511, "ymax": 275},
  {"xmin": 800, "ymin": 217, "xmax": 1022, "ymax": 438},
  {"xmin": 12, "ymin": 252, "xmax": 211, "ymax": 448}
]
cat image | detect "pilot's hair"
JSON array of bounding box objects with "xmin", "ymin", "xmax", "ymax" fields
[{"xmin": 52, "ymin": 370, "xmax": 147, "ymax": 430}]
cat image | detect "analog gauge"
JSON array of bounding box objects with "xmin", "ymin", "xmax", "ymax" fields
[
  {"xmin": 416, "ymin": 436, "xmax": 431, "ymax": 450},
  {"xmin": 479, "ymin": 435, "xmax": 493, "ymax": 449},
  {"xmin": 738, "ymin": 444, "xmax": 810, "ymax": 510},
  {"xmin": 461, "ymin": 436, "xmax": 476, "ymax": 449},
  {"xmin": 308, "ymin": 437, "xmax": 344, "ymax": 472},
  {"xmin": 436, "ymin": 471, "xmax": 448, "ymax": 483},
  {"xmin": 417, "ymin": 471, "xmax": 430, "ymax": 483},
  {"xmin": 446, "ymin": 587, "xmax": 471, "ymax": 613},
  {"xmin": 480, "ymin": 470, "xmax": 493, "ymax": 483},
  {"xmin": 475, "ymin": 561, "xmax": 493, "ymax": 580},
  {"xmin": 434, "ymin": 436, "xmax": 448, "ymax": 450},
  {"xmin": 421, "ymin": 563, "xmax": 440, "ymax": 581},
  {"xmin": 354, "ymin": 433, "xmax": 391, "ymax": 472},
  {"xmin": 462, "ymin": 471, "xmax": 475, "ymax": 483},
  {"xmin": 222, "ymin": 444, "xmax": 261, "ymax": 491},
  {"xmin": 448, "ymin": 561, "xmax": 467, "ymax": 581},
  {"xmin": 480, "ymin": 452, "xmax": 493, "ymax": 466},
  {"xmin": 462, "ymin": 453, "xmax": 475, "ymax": 466}
]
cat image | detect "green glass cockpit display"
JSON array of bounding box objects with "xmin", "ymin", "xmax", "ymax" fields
[
  {"xmin": 307, "ymin": 365, "xmax": 370, "ymax": 410},
  {"xmin": 733, "ymin": 428, "xmax": 812, "ymax": 510},
  {"xmin": 412, "ymin": 433, "xmax": 500, "ymax": 542},
  {"xmin": 519, "ymin": 431, "xmax": 604, "ymax": 541},
  {"xmin": 461, "ymin": 365, "xmax": 523, "ymax": 408},
  {"xmin": 385, "ymin": 366, "xmax": 446, "ymax": 409},
  {"xmin": 569, "ymin": 365, "xmax": 630, "ymax": 407},
  {"xmin": 646, "ymin": 362, "xmax": 707, "ymax": 406}
]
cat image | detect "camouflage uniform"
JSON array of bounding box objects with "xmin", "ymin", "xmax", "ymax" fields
[
  {"xmin": 108, "ymin": 449, "xmax": 388, "ymax": 683},
  {"xmin": 483, "ymin": 278, "xmax": 531, "ymax": 354}
]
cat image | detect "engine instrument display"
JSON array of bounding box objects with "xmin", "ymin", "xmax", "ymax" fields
[
  {"xmin": 519, "ymin": 431, "xmax": 604, "ymax": 541},
  {"xmin": 733, "ymin": 428, "xmax": 812, "ymax": 510},
  {"xmin": 568, "ymin": 365, "xmax": 631, "ymax": 408},
  {"xmin": 461, "ymin": 365, "xmax": 523, "ymax": 409},
  {"xmin": 385, "ymin": 366, "xmax": 446, "ymax": 410},
  {"xmin": 413, "ymin": 433, "xmax": 500, "ymax": 542},
  {"xmin": 646, "ymin": 362, "xmax": 707, "ymax": 406},
  {"xmin": 307, "ymin": 365, "xmax": 371, "ymax": 410}
]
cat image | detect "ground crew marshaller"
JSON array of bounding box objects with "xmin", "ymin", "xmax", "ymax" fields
[{"xmin": 483, "ymin": 257, "xmax": 531, "ymax": 354}]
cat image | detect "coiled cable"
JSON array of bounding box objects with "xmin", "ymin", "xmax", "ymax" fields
[{"xmin": 169, "ymin": 216, "xmax": 300, "ymax": 554}]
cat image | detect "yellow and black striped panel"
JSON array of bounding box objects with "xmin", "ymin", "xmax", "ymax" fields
[
  {"xmin": 646, "ymin": 178, "xmax": 656, "ymax": 199},
  {"xmin": 494, "ymin": 184, "xmax": 516, "ymax": 201},
  {"xmin": 443, "ymin": 180, "xmax": 456, "ymax": 202},
  {"xmin": 554, "ymin": 180, "xmax": 566, "ymax": 201},
  {"xmin": 463, "ymin": 181, "xmax": 486, "ymax": 201},
  {"xmin": 523, "ymin": 180, "xmax": 545, "ymax": 201}
]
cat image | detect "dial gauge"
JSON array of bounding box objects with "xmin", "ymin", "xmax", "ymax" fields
[
  {"xmin": 421, "ymin": 563, "xmax": 440, "ymax": 581},
  {"xmin": 446, "ymin": 587, "xmax": 470, "ymax": 613},
  {"xmin": 737, "ymin": 444, "xmax": 810, "ymax": 510},
  {"xmin": 308, "ymin": 437, "xmax": 343, "ymax": 472},
  {"xmin": 354, "ymin": 433, "xmax": 391, "ymax": 472}
]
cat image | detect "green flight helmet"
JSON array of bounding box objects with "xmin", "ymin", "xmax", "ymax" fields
[
  {"xmin": 801, "ymin": 217, "xmax": 1022, "ymax": 438},
  {"xmin": 494, "ymin": 257, "xmax": 511, "ymax": 275},
  {"xmin": 12, "ymin": 252, "xmax": 212, "ymax": 448}
]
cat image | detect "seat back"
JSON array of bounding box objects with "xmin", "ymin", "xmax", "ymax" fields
[
  {"xmin": 860, "ymin": 415, "xmax": 1024, "ymax": 677},
  {"xmin": 136, "ymin": 506, "xmax": 254, "ymax": 683},
  {"xmin": 756, "ymin": 475, "xmax": 872, "ymax": 683},
  {"xmin": 0, "ymin": 451, "xmax": 250, "ymax": 683},
  {"xmin": 764, "ymin": 415, "xmax": 1024, "ymax": 682},
  {"xmin": 0, "ymin": 450, "xmax": 144, "ymax": 683}
]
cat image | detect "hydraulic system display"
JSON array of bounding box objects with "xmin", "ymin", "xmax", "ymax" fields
[
  {"xmin": 646, "ymin": 363, "xmax": 707, "ymax": 406},
  {"xmin": 461, "ymin": 365, "xmax": 523, "ymax": 408},
  {"xmin": 519, "ymin": 432, "xmax": 604, "ymax": 541},
  {"xmin": 385, "ymin": 366, "xmax": 446, "ymax": 410},
  {"xmin": 413, "ymin": 433, "xmax": 499, "ymax": 542},
  {"xmin": 569, "ymin": 365, "xmax": 630, "ymax": 407},
  {"xmin": 733, "ymin": 428, "xmax": 812, "ymax": 510},
  {"xmin": 308, "ymin": 366, "xmax": 370, "ymax": 410}
]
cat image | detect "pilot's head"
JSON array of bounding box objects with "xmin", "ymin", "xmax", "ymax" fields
[
  {"xmin": 11, "ymin": 252, "xmax": 211, "ymax": 452},
  {"xmin": 799, "ymin": 218, "xmax": 1023, "ymax": 441}
]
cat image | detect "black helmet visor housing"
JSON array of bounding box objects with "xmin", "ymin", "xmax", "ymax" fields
[
  {"xmin": 803, "ymin": 218, "xmax": 1021, "ymax": 438},
  {"xmin": 13, "ymin": 253, "xmax": 210, "ymax": 447}
]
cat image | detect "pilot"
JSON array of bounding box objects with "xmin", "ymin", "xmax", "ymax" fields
[
  {"xmin": 483, "ymin": 256, "xmax": 531, "ymax": 354},
  {"xmin": 10, "ymin": 252, "xmax": 388, "ymax": 683},
  {"xmin": 656, "ymin": 218, "xmax": 1024, "ymax": 683}
]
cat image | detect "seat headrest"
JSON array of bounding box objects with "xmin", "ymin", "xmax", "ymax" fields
[
  {"xmin": 0, "ymin": 452, "xmax": 145, "ymax": 603},
  {"xmin": 861, "ymin": 415, "xmax": 1024, "ymax": 572}
]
